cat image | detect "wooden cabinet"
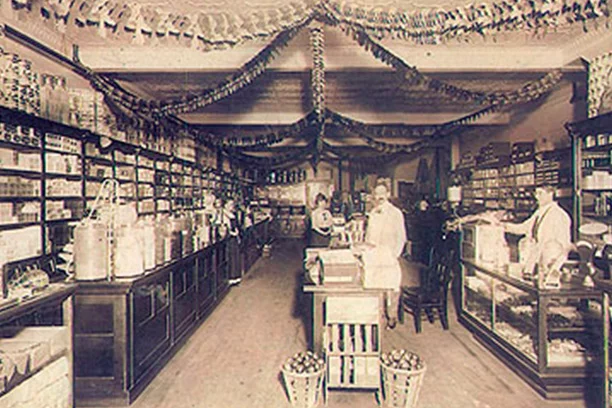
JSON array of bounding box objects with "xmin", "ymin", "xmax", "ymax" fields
[
  {"xmin": 171, "ymin": 258, "xmax": 196, "ymax": 343},
  {"xmin": 74, "ymin": 228, "xmax": 266, "ymax": 406},
  {"xmin": 196, "ymin": 246, "xmax": 216, "ymax": 317}
]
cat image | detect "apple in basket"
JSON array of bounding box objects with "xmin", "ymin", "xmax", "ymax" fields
[
  {"xmin": 381, "ymin": 350, "xmax": 424, "ymax": 371},
  {"xmin": 283, "ymin": 351, "xmax": 325, "ymax": 374}
]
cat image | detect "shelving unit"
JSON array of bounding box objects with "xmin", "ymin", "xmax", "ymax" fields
[
  {"xmin": 457, "ymin": 142, "xmax": 572, "ymax": 221},
  {"xmin": 566, "ymin": 111, "xmax": 612, "ymax": 237},
  {"xmin": 460, "ymin": 259, "xmax": 603, "ymax": 400}
]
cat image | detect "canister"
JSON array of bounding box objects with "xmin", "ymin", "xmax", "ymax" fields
[
  {"xmin": 114, "ymin": 225, "xmax": 145, "ymax": 278},
  {"xmin": 74, "ymin": 222, "xmax": 109, "ymax": 281}
]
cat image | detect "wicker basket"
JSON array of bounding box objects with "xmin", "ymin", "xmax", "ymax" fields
[
  {"xmin": 380, "ymin": 361, "xmax": 426, "ymax": 408},
  {"xmin": 281, "ymin": 366, "xmax": 325, "ymax": 408}
]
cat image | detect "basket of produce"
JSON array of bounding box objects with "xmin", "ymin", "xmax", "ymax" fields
[
  {"xmin": 380, "ymin": 350, "xmax": 426, "ymax": 408},
  {"xmin": 281, "ymin": 351, "xmax": 325, "ymax": 408}
]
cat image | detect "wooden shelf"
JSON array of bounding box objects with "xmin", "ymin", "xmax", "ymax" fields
[{"xmin": 0, "ymin": 167, "xmax": 42, "ymax": 176}]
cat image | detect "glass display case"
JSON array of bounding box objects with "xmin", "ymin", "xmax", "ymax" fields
[
  {"xmin": 598, "ymin": 278, "xmax": 612, "ymax": 407},
  {"xmin": 461, "ymin": 259, "xmax": 603, "ymax": 400}
]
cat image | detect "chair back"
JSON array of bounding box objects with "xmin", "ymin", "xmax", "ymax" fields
[{"xmin": 421, "ymin": 246, "xmax": 454, "ymax": 298}]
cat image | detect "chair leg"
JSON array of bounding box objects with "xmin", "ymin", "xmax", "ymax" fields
[
  {"xmin": 414, "ymin": 305, "xmax": 422, "ymax": 333},
  {"xmin": 439, "ymin": 303, "xmax": 449, "ymax": 330},
  {"xmin": 425, "ymin": 308, "xmax": 435, "ymax": 323},
  {"xmin": 398, "ymin": 301, "xmax": 405, "ymax": 324}
]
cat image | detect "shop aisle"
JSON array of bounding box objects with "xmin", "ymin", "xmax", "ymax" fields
[{"xmin": 108, "ymin": 240, "xmax": 588, "ymax": 408}]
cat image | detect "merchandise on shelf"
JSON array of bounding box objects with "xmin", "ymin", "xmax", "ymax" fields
[
  {"xmin": 45, "ymin": 133, "xmax": 81, "ymax": 154},
  {"xmin": 0, "ymin": 176, "xmax": 40, "ymax": 197},
  {"xmin": 45, "ymin": 153, "xmax": 81, "ymax": 175},
  {"xmin": 0, "ymin": 201, "xmax": 40, "ymax": 225},
  {"xmin": 45, "ymin": 179, "xmax": 81, "ymax": 197},
  {"xmin": 0, "ymin": 225, "xmax": 42, "ymax": 263},
  {"xmin": 86, "ymin": 162, "xmax": 112, "ymax": 179},
  {"xmin": 0, "ymin": 123, "xmax": 41, "ymax": 148},
  {"xmin": 0, "ymin": 147, "xmax": 41, "ymax": 172}
]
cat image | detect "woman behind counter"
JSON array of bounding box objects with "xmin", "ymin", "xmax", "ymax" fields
[{"xmin": 309, "ymin": 193, "xmax": 334, "ymax": 248}]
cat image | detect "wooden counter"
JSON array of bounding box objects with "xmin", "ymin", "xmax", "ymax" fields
[{"xmin": 74, "ymin": 221, "xmax": 268, "ymax": 407}]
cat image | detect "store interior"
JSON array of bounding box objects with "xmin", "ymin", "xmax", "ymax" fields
[{"xmin": 1, "ymin": 1, "xmax": 612, "ymax": 408}]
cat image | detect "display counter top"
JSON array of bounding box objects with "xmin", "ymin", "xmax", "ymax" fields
[
  {"xmin": 76, "ymin": 237, "xmax": 230, "ymax": 293},
  {"xmin": 0, "ymin": 283, "xmax": 76, "ymax": 325},
  {"xmin": 462, "ymin": 258, "xmax": 600, "ymax": 297}
]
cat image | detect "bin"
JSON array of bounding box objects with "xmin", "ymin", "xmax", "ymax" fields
[
  {"xmin": 380, "ymin": 354, "xmax": 426, "ymax": 408},
  {"xmin": 281, "ymin": 353, "xmax": 325, "ymax": 408}
]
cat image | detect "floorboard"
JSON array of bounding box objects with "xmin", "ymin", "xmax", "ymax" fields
[{"xmin": 91, "ymin": 239, "xmax": 592, "ymax": 408}]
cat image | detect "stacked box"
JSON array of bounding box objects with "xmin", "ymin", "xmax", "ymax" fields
[
  {"xmin": 45, "ymin": 153, "xmax": 81, "ymax": 175},
  {"xmin": 45, "ymin": 201, "xmax": 71, "ymax": 221},
  {"xmin": 45, "ymin": 179, "xmax": 81, "ymax": 197},
  {"xmin": 45, "ymin": 133, "xmax": 81, "ymax": 154},
  {"xmin": 0, "ymin": 225, "xmax": 42, "ymax": 262},
  {"xmin": 0, "ymin": 176, "xmax": 39, "ymax": 197}
]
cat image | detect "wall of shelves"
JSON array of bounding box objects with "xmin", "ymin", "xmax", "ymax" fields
[
  {"xmin": 0, "ymin": 103, "xmax": 255, "ymax": 279},
  {"xmin": 457, "ymin": 142, "xmax": 572, "ymax": 220}
]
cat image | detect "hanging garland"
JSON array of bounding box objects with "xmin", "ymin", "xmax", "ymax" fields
[
  {"xmin": 15, "ymin": 0, "xmax": 610, "ymax": 50},
  {"xmin": 309, "ymin": 22, "xmax": 326, "ymax": 121},
  {"xmin": 318, "ymin": 0, "xmax": 610, "ymax": 44},
  {"xmin": 325, "ymin": 104, "xmax": 501, "ymax": 154},
  {"xmin": 342, "ymin": 26, "xmax": 565, "ymax": 106},
  {"xmin": 226, "ymin": 139, "xmax": 316, "ymax": 167},
  {"xmin": 33, "ymin": 0, "xmax": 315, "ymax": 50},
  {"xmin": 82, "ymin": 21, "xmax": 308, "ymax": 116}
]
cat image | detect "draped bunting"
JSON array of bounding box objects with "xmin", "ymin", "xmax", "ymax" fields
[
  {"xmin": 81, "ymin": 22, "xmax": 308, "ymax": 116},
  {"xmin": 309, "ymin": 23, "xmax": 326, "ymax": 121},
  {"xmin": 319, "ymin": 0, "xmax": 611, "ymax": 44},
  {"xmin": 83, "ymin": 20, "xmax": 564, "ymax": 119},
  {"xmin": 342, "ymin": 26, "xmax": 565, "ymax": 106},
  {"xmin": 19, "ymin": 0, "xmax": 610, "ymax": 48},
  {"xmin": 206, "ymin": 111, "xmax": 319, "ymax": 151}
]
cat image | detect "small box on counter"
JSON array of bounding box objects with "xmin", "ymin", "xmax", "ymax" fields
[{"xmin": 317, "ymin": 249, "xmax": 361, "ymax": 286}]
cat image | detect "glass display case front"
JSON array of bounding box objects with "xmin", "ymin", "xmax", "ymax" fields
[{"xmin": 461, "ymin": 259, "xmax": 603, "ymax": 400}]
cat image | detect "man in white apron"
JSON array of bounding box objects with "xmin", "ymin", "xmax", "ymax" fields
[
  {"xmin": 503, "ymin": 185, "xmax": 572, "ymax": 280},
  {"xmin": 364, "ymin": 182, "xmax": 407, "ymax": 329}
]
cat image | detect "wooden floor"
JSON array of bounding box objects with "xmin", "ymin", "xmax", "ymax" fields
[{"xmin": 106, "ymin": 239, "xmax": 592, "ymax": 408}]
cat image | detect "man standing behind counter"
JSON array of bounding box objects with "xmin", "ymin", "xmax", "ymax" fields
[
  {"xmin": 502, "ymin": 185, "xmax": 572, "ymax": 278},
  {"xmin": 364, "ymin": 181, "xmax": 407, "ymax": 329}
]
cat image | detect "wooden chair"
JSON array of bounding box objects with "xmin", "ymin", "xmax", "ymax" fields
[{"xmin": 399, "ymin": 246, "xmax": 454, "ymax": 333}]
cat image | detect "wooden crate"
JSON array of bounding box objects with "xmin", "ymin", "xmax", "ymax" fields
[{"xmin": 324, "ymin": 296, "xmax": 381, "ymax": 391}]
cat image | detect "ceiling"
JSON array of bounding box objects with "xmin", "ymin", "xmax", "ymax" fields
[{"xmin": 2, "ymin": 0, "xmax": 611, "ymax": 149}]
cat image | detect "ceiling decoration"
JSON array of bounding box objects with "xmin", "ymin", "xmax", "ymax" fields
[
  {"xmin": 342, "ymin": 26, "xmax": 565, "ymax": 106},
  {"xmin": 9, "ymin": 0, "xmax": 610, "ymax": 51},
  {"xmin": 70, "ymin": 20, "xmax": 566, "ymax": 169}
]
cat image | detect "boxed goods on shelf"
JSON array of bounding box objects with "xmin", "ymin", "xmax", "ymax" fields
[
  {"xmin": 0, "ymin": 148, "xmax": 41, "ymax": 172},
  {"xmin": 0, "ymin": 202, "xmax": 40, "ymax": 225},
  {"xmin": 0, "ymin": 176, "xmax": 40, "ymax": 197},
  {"xmin": 0, "ymin": 225, "xmax": 42, "ymax": 262},
  {"xmin": 45, "ymin": 201, "xmax": 72, "ymax": 221},
  {"xmin": 46, "ymin": 179, "xmax": 81, "ymax": 197},
  {"xmin": 45, "ymin": 133, "xmax": 81, "ymax": 154},
  {"xmin": 45, "ymin": 153, "xmax": 81, "ymax": 175},
  {"xmin": 0, "ymin": 124, "xmax": 41, "ymax": 148}
]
